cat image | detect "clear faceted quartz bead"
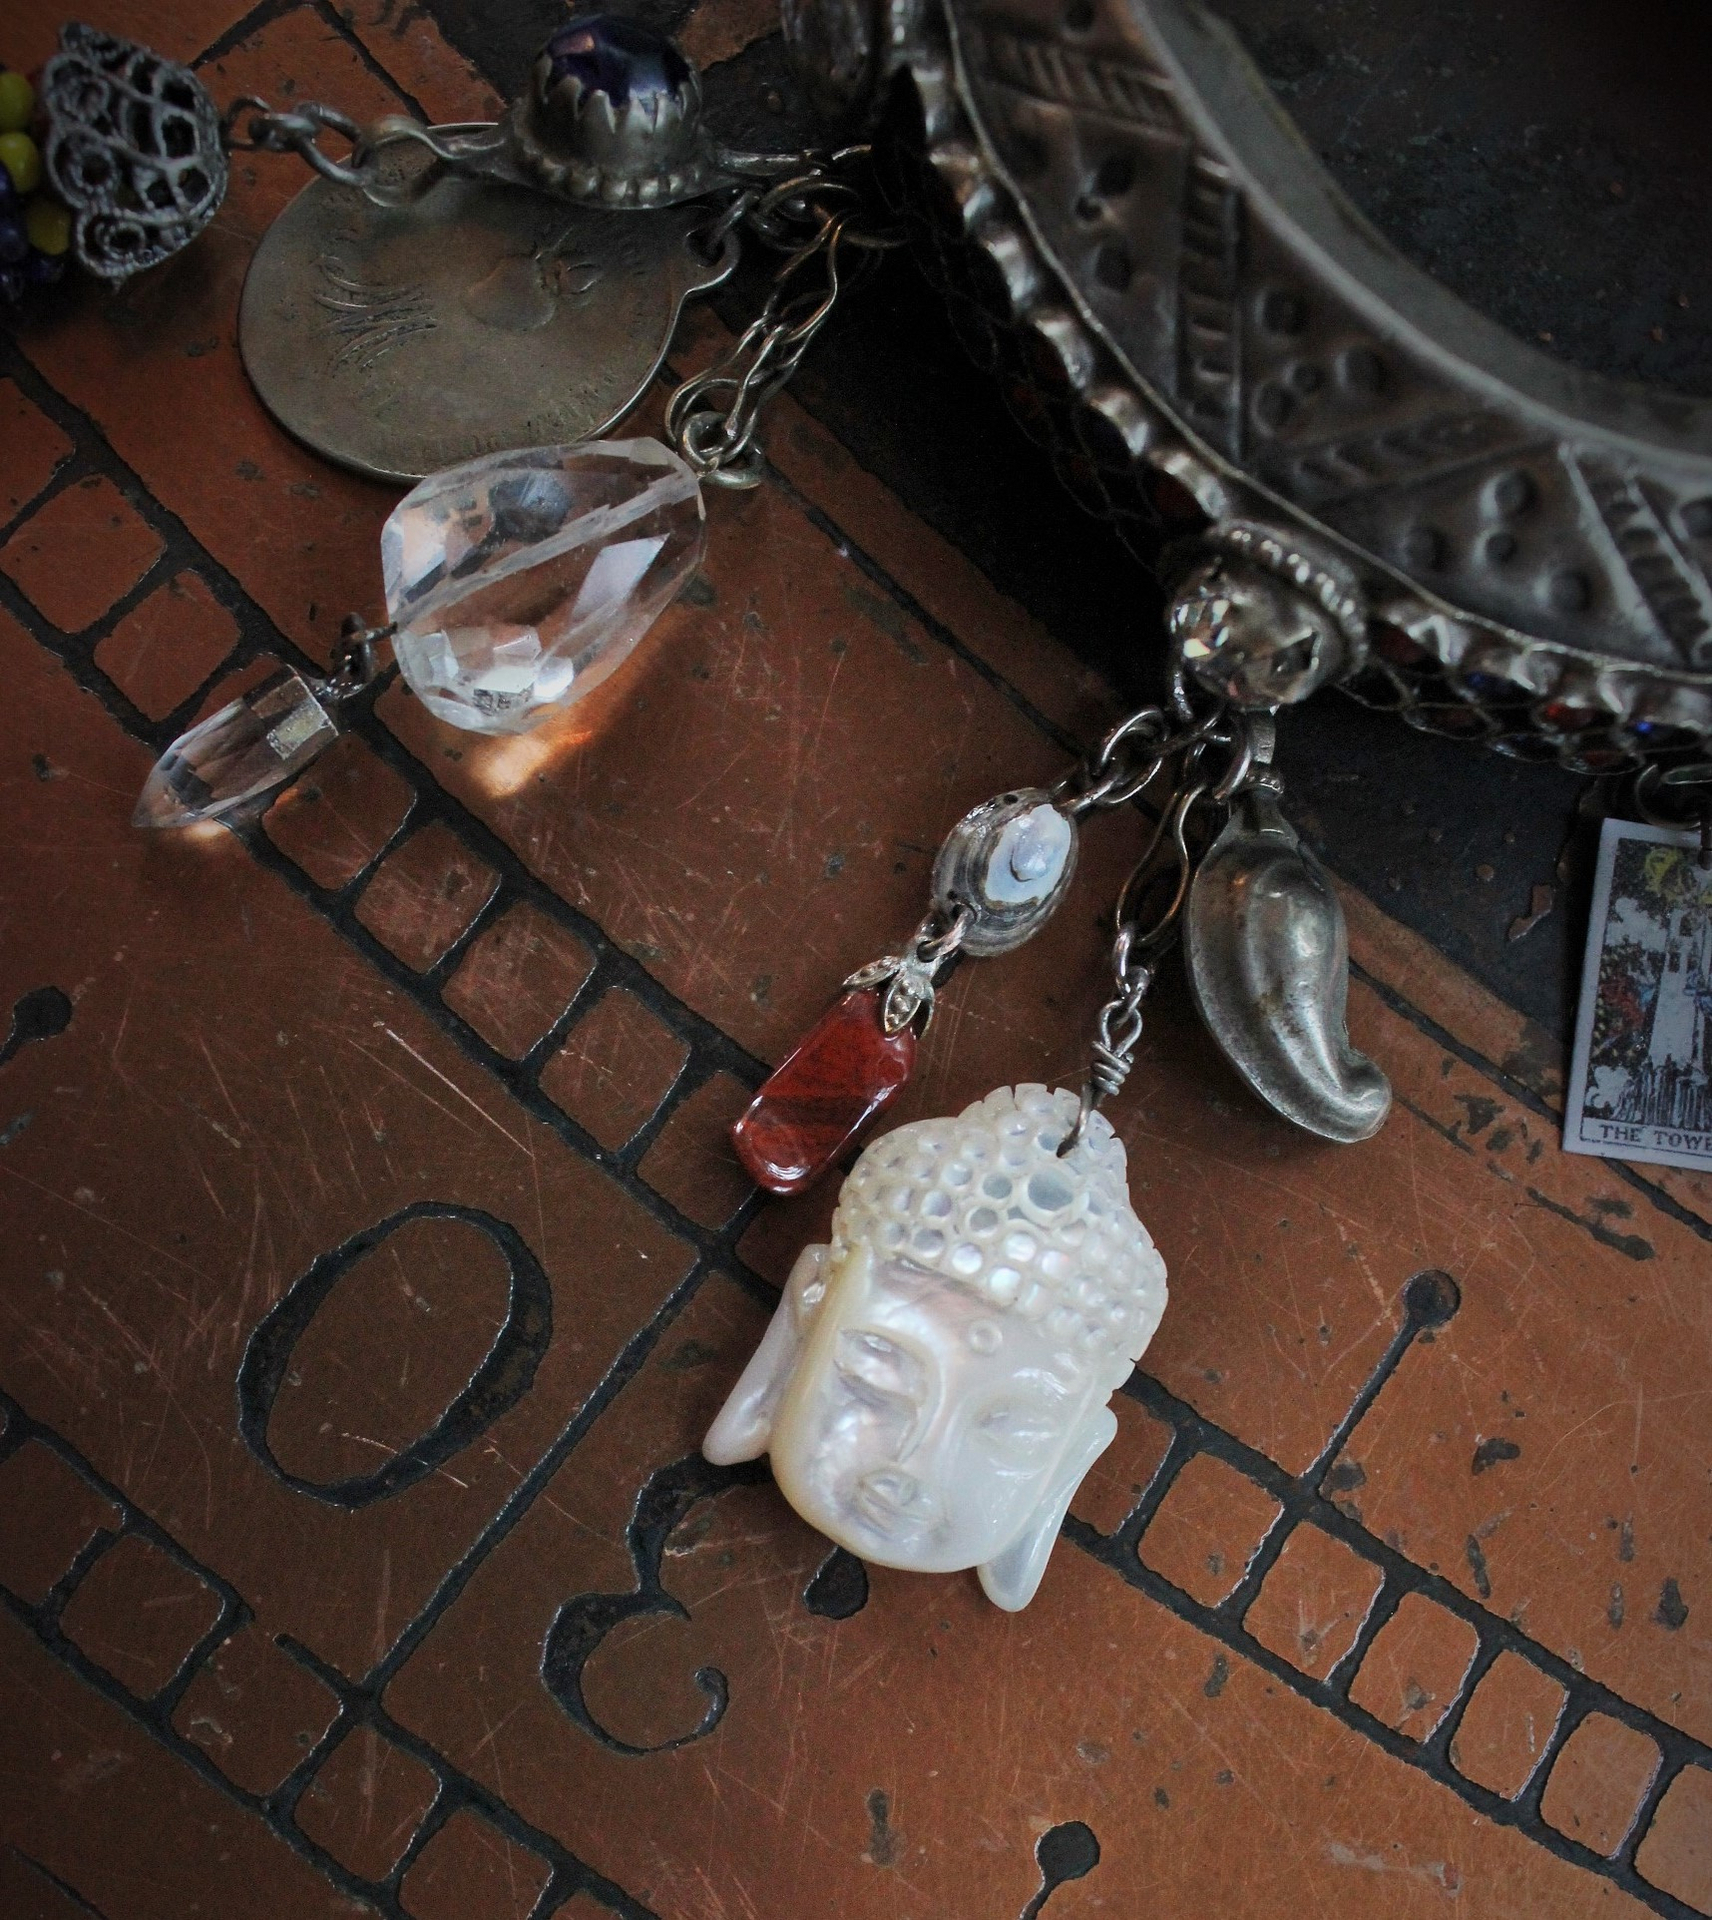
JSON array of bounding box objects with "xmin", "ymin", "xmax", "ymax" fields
[
  {"xmin": 134, "ymin": 669, "xmax": 339, "ymax": 828},
  {"xmin": 382, "ymin": 437, "xmax": 705, "ymax": 735}
]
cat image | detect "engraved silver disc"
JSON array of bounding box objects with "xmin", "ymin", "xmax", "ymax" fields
[{"xmin": 238, "ymin": 125, "xmax": 733, "ymax": 482}]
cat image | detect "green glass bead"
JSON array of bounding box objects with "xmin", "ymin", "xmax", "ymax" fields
[
  {"xmin": 26, "ymin": 196, "xmax": 71, "ymax": 258},
  {"xmin": 0, "ymin": 130, "xmax": 41, "ymax": 197},
  {"xmin": 0, "ymin": 72, "xmax": 34, "ymax": 137}
]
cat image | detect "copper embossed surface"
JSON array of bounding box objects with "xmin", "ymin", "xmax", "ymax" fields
[{"xmin": 0, "ymin": 4, "xmax": 1708, "ymax": 1917}]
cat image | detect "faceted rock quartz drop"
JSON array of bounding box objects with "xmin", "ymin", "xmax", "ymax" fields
[
  {"xmin": 382, "ymin": 438, "xmax": 705, "ymax": 736},
  {"xmin": 134, "ymin": 669, "xmax": 338, "ymax": 828},
  {"xmin": 733, "ymin": 989, "xmax": 917, "ymax": 1195}
]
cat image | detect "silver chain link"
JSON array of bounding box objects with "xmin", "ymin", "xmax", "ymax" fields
[
  {"xmin": 1058, "ymin": 691, "xmax": 1266, "ymax": 1156},
  {"xmin": 221, "ymin": 98, "xmax": 484, "ymax": 207},
  {"xmin": 666, "ymin": 158, "xmax": 904, "ymax": 488}
]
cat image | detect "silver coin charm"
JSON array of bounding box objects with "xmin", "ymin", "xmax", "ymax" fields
[
  {"xmin": 239, "ymin": 129, "xmax": 735, "ymax": 482},
  {"xmin": 931, "ymin": 788, "xmax": 1079, "ymax": 955}
]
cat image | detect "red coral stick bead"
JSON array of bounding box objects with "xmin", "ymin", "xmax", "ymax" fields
[{"xmin": 733, "ymin": 988, "xmax": 917, "ymax": 1195}]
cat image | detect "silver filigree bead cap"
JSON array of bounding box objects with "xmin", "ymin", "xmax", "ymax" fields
[
  {"xmin": 42, "ymin": 23, "xmax": 228, "ymax": 281},
  {"xmin": 507, "ymin": 13, "xmax": 710, "ymax": 207},
  {"xmin": 1170, "ymin": 556, "xmax": 1354, "ymax": 709}
]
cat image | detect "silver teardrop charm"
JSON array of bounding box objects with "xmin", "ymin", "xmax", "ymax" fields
[{"xmin": 1184, "ymin": 782, "xmax": 1390, "ymax": 1143}]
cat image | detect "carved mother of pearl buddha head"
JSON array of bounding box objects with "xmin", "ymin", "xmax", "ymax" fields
[{"xmin": 705, "ymin": 1085, "xmax": 1168, "ymax": 1609}]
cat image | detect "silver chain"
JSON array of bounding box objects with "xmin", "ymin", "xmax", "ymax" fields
[
  {"xmin": 220, "ymin": 98, "xmax": 500, "ymax": 207},
  {"xmin": 1049, "ymin": 685, "xmax": 1236, "ymax": 819},
  {"xmin": 666, "ymin": 159, "xmax": 904, "ymax": 488},
  {"xmin": 1057, "ymin": 690, "xmax": 1266, "ymax": 1156}
]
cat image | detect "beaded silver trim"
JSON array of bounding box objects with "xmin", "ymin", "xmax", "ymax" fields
[{"xmin": 786, "ymin": 0, "xmax": 1712, "ymax": 772}]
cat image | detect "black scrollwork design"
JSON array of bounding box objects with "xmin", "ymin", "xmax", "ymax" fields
[
  {"xmin": 541, "ymin": 1453, "xmax": 765, "ymax": 1756},
  {"xmin": 235, "ymin": 1201, "xmax": 552, "ymax": 1507}
]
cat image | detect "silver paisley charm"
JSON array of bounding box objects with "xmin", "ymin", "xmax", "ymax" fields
[{"xmin": 1185, "ymin": 784, "xmax": 1390, "ymax": 1143}]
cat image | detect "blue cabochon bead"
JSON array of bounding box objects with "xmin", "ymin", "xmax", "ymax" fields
[
  {"xmin": 509, "ymin": 10, "xmax": 710, "ymax": 206},
  {"xmin": 541, "ymin": 14, "xmax": 692, "ymax": 110}
]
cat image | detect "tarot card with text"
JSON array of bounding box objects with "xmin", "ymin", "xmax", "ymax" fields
[{"xmin": 1565, "ymin": 816, "xmax": 1712, "ymax": 1172}]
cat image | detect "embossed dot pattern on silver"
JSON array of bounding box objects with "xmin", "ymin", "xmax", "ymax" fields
[{"xmin": 786, "ymin": 0, "xmax": 1712, "ymax": 761}]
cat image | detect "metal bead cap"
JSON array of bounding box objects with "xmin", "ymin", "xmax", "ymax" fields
[{"xmin": 42, "ymin": 23, "xmax": 228, "ymax": 281}]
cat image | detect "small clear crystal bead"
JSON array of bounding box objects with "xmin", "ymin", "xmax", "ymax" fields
[
  {"xmin": 382, "ymin": 436, "xmax": 705, "ymax": 736},
  {"xmin": 134, "ymin": 669, "xmax": 338, "ymax": 828}
]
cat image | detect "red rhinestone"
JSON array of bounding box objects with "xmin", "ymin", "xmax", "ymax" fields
[
  {"xmin": 1371, "ymin": 620, "xmax": 1432, "ymax": 669},
  {"xmin": 1146, "ymin": 471, "xmax": 1209, "ymax": 530},
  {"xmin": 732, "ymin": 989, "xmax": 917, "ymax": 1196}
]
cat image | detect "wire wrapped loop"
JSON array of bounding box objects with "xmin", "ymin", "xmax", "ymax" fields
[{"xmin": 1058, "ymin": 696, "xmax": 1278, "ymax": 1155}]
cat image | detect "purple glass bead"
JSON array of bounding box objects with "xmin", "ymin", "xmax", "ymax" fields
[
  {"xmin": 540, "ymin": 13, "xmax": 690, "ymax": 109},
  {"xmin": 0, "ymin": 214, "xmax": 28, "ymax": 267}
]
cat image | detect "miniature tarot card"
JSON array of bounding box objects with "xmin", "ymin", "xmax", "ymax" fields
[{"xmin": 1565, "ymin": 816, "xmax": 1712, "ymax": 1172}]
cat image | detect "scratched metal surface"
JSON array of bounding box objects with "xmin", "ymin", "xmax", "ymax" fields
[{"xmin": 1, "ymin": 4, "xmax": 1710, "ymax": 1920}]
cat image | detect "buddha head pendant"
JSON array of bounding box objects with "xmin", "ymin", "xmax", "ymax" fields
[{"xmin": 704, "ymin": 1085, "xmax": 1168, "ymax": 1610}]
